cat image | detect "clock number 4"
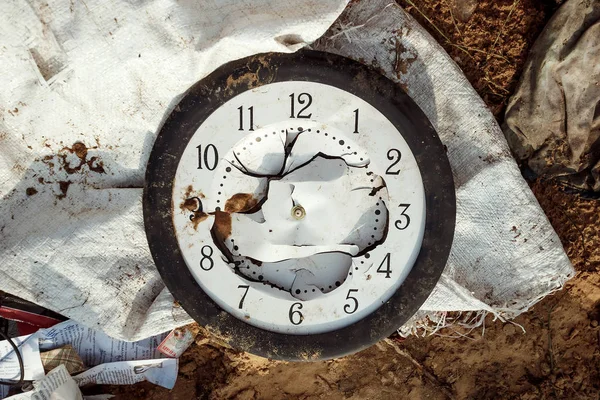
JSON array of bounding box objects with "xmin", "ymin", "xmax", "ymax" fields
[
  {"xmin": 237, "ymin": 285, "xmax": 249, "ymax": 309},
  {"xmin": 377, "ymin": 253, "xmax": 392, "ymax": 278},
  {"xmin": 197, "ymin": 144, "xmax": 218, "ymax": 171},
  {"xmin": 238, "ymin": 106, "xmax": 254, "ymax": 131},
  {"xmin": 288, "ymin": 302, "xmax": 304, "ymax": 325},
  {"xmin": 289, "ymin": 93, "xmax": 312, "ymax": 119},
  {"xmin": 344, "ymin": 289, "xmax": 359, "ymax": 314}
]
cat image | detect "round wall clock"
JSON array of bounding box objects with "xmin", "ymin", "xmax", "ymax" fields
[{"xmin": 144, "ymin": 50, "xmax": 455, "ymax": 361}]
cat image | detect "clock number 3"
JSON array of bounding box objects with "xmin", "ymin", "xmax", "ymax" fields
[
  {"xmin": 395, "ymin": 204, "xmax": 411, "ymax": 230},
  {"xmin": 344, "ymin": 289, "xmax": 359, "ymax": 314},
  {"xmin": 289, "ymin": 93, "xmax": 312, "ymax": 119},
  {"xmin": 289, "ymin": 302, "xmax": 304, "ymax": 325},
  {"xmin": 200, "ymin": 245, "xmax": 214, "ymax": 271}
]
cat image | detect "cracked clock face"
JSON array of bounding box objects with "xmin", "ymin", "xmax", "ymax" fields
[{"xmin": 144, "ymin": 51, "xmax": 455, "ymax": 360}]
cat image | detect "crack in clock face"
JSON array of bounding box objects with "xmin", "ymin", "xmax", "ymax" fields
[{"xmin": 185, "ymin": 123, "xmax": 390, "ymax": 301}]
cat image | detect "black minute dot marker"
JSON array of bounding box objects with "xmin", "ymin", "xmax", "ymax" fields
[{"xmin": 226, "ymin": 167, "xmax": 231, "ymax": 172}]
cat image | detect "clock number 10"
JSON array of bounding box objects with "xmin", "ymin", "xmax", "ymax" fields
[{"xmin": 197, "ymin": 144, "xmax": 218, "ymax": 171}]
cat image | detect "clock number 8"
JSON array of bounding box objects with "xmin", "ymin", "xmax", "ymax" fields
[
  {"xmin": 288, "ymin": 302, "xmax": 304, "ymax": 325},
  {"xmin": 200, "ymin": 245, "xmax": 214, "ymax": 271}
]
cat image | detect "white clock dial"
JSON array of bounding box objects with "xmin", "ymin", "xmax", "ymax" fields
[
  {"xmin": 144, "ymin": 51, "xmax": 455, "ymax": 360},
  {"xmin": 172, "ymin": 81, "xmax": 425, "ymax": 334}
]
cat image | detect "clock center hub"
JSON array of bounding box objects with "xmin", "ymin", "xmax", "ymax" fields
[{"xmin": 291, "ymin": 205, "xmax": 306, "ymax": 220}]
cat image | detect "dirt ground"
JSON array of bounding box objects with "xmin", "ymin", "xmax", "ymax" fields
[{"xmin": 103, "ymin": 1, "xmax": 600, "ymax": 399}]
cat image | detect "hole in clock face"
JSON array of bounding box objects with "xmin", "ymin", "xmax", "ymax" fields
[{"xmin": 185, "ymin": 123, "xmax": 391, "ymax": 301}]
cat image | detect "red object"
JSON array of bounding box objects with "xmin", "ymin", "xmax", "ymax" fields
[{"xmin": 0, "ymin": 306, "xmax": 62, "ymax": 335}]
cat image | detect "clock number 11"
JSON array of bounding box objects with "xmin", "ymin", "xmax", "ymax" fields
[{"xmin": 238, "ymin": 106, "xmax": 254, "ymax": 131}]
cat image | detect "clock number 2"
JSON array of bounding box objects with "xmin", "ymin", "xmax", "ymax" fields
[
  {"xmin": 289, "ymin": 302, "xmax": 304, "ymax": 325},
  {"xmin": 377, "ymin": 253, "xmax": 392, "ymax": 278},
  {"xmin": 344, "ymin": 289, "xmax": 359, "ymax": 314},
  {"xmin": 289, "ymin": 93, "xmax": 312, "ymax": 119},
  {"xmin": 395, "ymin": 204, "xmax": 411, "ymax": 230},
  {"xmin": 197, "ymin": 144, "xmax": 218, "ymax": 171},
  {"xmin": 385, "ymin": 149, "xmax": 402, "ymax": 175},
  {"xmin": 200, "ymin": 245, "xmax": 214, "ymax": 271},
  {"xmin": 237, "ymin": 285, "xmax": 249, "ymax": 309}
]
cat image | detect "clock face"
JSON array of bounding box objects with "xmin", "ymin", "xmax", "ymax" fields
[{"xmin": 144, "ymin": 51, "xmax": 455, "ymax": 360}]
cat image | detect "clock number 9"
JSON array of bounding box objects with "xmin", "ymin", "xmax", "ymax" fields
[
  {"xmin": 288, "ymin": 302, "xmax": 304, "ymax": 325},
  {"xmin": 344, "ymin": 289, "xmax": 359, "ymax": 314},
  {"xmin": 200, "ymin": 245, "xmax": 214, "ymax": 271},
  {"xmin": 289, "ymin": 93, "xmax": 312, "ymax": 119},
  {"xmin": 197, "ymin": 144, "xmax": 218, "ymax": 171}
]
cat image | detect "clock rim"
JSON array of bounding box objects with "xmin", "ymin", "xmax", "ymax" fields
[{"xmin": 143, "ymin": 50, "xmax": 456, "ymax": 361}]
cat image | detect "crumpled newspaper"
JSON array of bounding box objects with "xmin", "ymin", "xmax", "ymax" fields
[{"xmin": 0, "ymin": 0, "xmax": 573, "ymax": 342}]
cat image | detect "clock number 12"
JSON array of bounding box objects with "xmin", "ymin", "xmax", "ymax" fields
[{"xmin": 289, "ymin": 93, "xmax": 312, "ymax": 118}]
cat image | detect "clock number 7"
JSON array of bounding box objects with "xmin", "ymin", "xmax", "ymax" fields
[
  {"xmin": 377, "ymin": 253, "xmax": 392, "ymax": 279},
  {"xmin": 237, "ymin": 285, "xmax": 249, "ymax": 309}
]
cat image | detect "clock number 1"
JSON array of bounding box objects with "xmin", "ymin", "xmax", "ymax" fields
[
  {"xmin": 237, "ymin": 285, "xmax": 249, "ymax": 309},
  {"xmin": 289, "ymin": 93, "xmax": 312, "ymax": 118},
  {"xmin": 197, "ymin": 144, "xmax": 218, "ymax": 171},
  {"xmin": 238, "ymin": 106, "xmax": 254, "ymax": 131},
  {"xmin": 377, "ymin": 253, "xmax": 392, "ymax": 278},
  {"xmin": 353, "ymin": 109, "xmax": 359, "ymax": 134},
  {"xmin": 289, "ymin": 302, "xmax": 304, "ymax": 325}
]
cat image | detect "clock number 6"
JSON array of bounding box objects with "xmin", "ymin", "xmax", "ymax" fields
[
  {"xmin": 237, "ymin": 285, "xmax": 249, "ymax": 309},
  {"xmin": 288, "ymin": 302, "xmax": 304, "ymax": 325},
  {"xmin": 344, "ymin": 289, "xmax": 359, "ymax": 314},
  {"xmin": 200, "ymin": 245, "xmax": 214, "ymax": 271},
  {"xmin": 395, "ymin": 204, "xmax": 411, "ymax": 230},
  {"xmin": 289, "ymin": 93, "xmax": 312, "ymax": 119}
]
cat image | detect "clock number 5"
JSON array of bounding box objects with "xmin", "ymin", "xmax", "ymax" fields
[
  {"xmin": 289, "ymin": 302, "xmax": 304, "ymax": 325},
  {"xmin": 344, "ymin": 289, "xmax": 359, "ymax": 314},
  {"xmin": 237, "ymin": 285, "xmax": 249, "ymax": 309},
  {"xmin": 289, "ymin": 93, "xmax": 312, "ymax": 119},
  {"xmin": 395, "ymin": 204, "xmax": 411, "ymax": 230},
  {"xmin": 197, "ymin": 144, "xmax": 218, "ymax": 171}
]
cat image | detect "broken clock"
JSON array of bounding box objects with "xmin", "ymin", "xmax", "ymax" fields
[{"xmin": 144, "ymin": 51, "xmax": 455, "ymax": 360}]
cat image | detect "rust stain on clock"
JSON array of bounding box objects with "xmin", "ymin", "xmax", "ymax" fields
[
  {"xmin": 212, "ymin": 210, "xmax": 232, "ymax": 241},
  {"xmin": 225, "ymin": 193, "xmax": 257, "ymax": 214}
]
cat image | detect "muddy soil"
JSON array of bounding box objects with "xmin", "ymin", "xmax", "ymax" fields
[{"xmin": 101, "ymin": 1, "xmax": 600, "ymax": 398}]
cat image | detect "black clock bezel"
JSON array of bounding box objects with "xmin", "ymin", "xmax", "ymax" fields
[{"xmin": 144, "ymin": 50, "xmax": 456, "ymax": 361}]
